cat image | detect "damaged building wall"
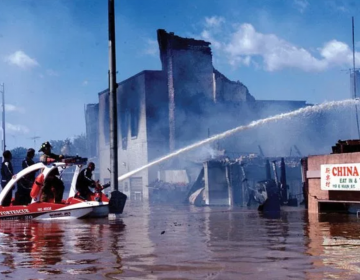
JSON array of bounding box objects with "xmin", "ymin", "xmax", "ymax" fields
[
  {"xmin": 145, "ymin": 70, "xmax": 169, "ymax": 185},
  {"xmin": 98, "ymin": 70, "xmax": 169, "ymax": 200},
  {"xmin": 156, "ymin": 29, "xmax": 311, "ymax": 158},
  {"xmin": 157, "ymin": 29, "xmax": 258, "ymax": 150},
  {"xmin": 240, "ymin": 156, "xmax": 303, "ymax": 203},
  {"xmin": 91, "ymin": 29, "xmax": 311, "ymax": 201},
  {"xmin": 214, "ymin": 69, "xmax": 254, "ymax": 102},
  {"xmin": 85, "ymin": 103, "xmax": 99, "ymax": 158},
  {"xmin": 98, "ymin": 91, "xmax": 111, "ymax": 185},
  {"xmin": 204, "ymin": 161, "xmax": 230, "ymax": 205},
  {"xmin": 158, "ymin": 29, "xmax": 214, "ymax": 149},
  {"xmin": 117, "ymin": 71, "xmax": 149, "ymax": 200},
  {"xmin": 191, "ymin": 157, "xmax": 302, "ymax": 207}
]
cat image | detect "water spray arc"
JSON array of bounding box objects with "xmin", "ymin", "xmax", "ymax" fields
[{"xmin": 118, "ymin": 99, "xmax": 360, "ymax": 182}]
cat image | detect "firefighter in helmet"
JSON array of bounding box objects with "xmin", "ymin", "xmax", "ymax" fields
[{"xmin": 38, "ymin": 142, "xmax": 63, "ymax": 164}]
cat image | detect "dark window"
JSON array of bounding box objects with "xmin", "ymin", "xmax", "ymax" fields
[
  {"xmin": 103, "ymin": 93, "xmax": 110, "ymax": 145},
  {"xmin": 131, "ymin": 108, "xmax": 139, "ymax": 138},
  {"xmin": 121, "ymin": 109, "xmax": 129, "ymax": 150}
]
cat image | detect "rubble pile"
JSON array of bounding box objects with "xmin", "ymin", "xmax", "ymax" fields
[{"xmin": 149, "ymin": 179, "xmax": 191, "ymax": 204}]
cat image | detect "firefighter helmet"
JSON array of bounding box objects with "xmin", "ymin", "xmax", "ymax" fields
[{"xmin": 38, "ymin": 141, "xmax": 52, "ymax": 152}]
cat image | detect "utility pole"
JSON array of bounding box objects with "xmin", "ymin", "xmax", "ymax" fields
[
  {"xmin": 0, "ymin": 83, "xmax": 5, "ymax": 153},
  {"xmin": 30, "ymin": 136, "xmax": 41, "ymax": 149},
  {"xmin": 352, "ymin": 16, "xmax": 360, "ymax": 138},
  {"xmin": 108, "ymin": 0, "xmax": 127, "ymax": 220}
]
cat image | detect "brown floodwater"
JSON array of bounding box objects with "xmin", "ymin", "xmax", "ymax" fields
[{"xmin": 0, "ymin": 203, "xmax": 360, "ymax": 280}]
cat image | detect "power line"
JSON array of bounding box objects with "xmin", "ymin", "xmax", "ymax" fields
[
  {"xmin": 29, "ymin": 136, "xmax": 41, "ymax": 149},
  {"xmin": 352, "ymin": 17, "xmax": 360, "ymax": 138}
]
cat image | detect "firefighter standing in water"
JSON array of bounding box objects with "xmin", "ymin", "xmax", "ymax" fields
[
  {"xmin": 1, "ymin": 150, "xmax": 14, "ymax": 206},
  {"xmin": 38, "ymin": 141, "xmax": 63, "ymax": 164}
]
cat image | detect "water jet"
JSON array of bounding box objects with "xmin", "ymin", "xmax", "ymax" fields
[{"xmin": 118, "ymin": 99, "xmax": 360, "ymax": 182}]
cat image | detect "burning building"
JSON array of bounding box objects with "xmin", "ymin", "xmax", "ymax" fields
[{"xmin": 85, "ymin": 29, "xmax": 311, "ymax": 201}]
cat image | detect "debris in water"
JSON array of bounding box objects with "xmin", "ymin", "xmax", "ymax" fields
[{"xmin": 161, "ymin": 231, "xmax": 165, "ymax": 235}]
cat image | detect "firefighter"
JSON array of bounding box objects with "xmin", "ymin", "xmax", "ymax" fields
[
  {"xmin": 41, "ymin": 168, "xmax": 65, "ymax": 203},
  {"xmin": 38, "ymin": 141, "xmax": 63, "ymax": 164},
  {"xmin": 76, "ymin": 162, "xmax": 97, "ymax": 200},
  {"xmin": 1, "ymin": 150, "xmax": 14, "ymax": 206},
  {"xmin": 14, "ymin": 148, "xmax": 36, "ymax": 205}
]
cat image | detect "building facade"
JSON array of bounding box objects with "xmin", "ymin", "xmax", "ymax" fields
[{"xmin": 86, "ymin": 29, "xmax": 311, "ymax": 201}]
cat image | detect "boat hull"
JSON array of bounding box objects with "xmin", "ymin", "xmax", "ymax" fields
[
  {"xmin": 87, "ymin": 204, "xmax": 109, "ymax": 218},
  {"xmin": 0, "ymin": 157, "xmax": 125, "ymax": 220},
  {"xmin": 33, "ymin": 207, "xmax": 93, "ymax": 220},
  {"xmin": 0, "ymin": 201, "xmax": 107, "ymax": 221}
]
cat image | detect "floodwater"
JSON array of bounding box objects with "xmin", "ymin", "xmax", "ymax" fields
[{"xmin": 1, "ymin": 203, "xmax": 360, "ymax": 280}]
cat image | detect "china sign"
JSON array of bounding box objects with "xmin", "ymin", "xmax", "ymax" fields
[{"xmin": 321, "ymin": 163, "xmax": 360, "ymax": 191}]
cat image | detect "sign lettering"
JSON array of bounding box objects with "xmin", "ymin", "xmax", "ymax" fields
[
  {"xmin": 0, "ymin": 209, "xmax": 30, "ymax": 216},
  {"xmin": 321, "ymin": 163, "xmax": 360, "ymax": 191}
]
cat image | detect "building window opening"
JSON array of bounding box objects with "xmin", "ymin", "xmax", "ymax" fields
[
  {"xmin": 121, "ymin": 108, "xmax": 129, "ymax": 150},
  {"xmin": 131, "ymin": 108, "xmax": 139, "ymax": 139}
]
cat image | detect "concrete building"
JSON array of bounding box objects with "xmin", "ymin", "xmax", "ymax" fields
[
  {"xmin": 85, "ymin": 104, "xmax": 99, "ymax": 159},
  {"xmin": 96, "ymin": 70, "xmax": 168, "ymax": 200},
  {"xmin": 85, "ymin": 29, "xmax": 311, "ymax": 201}
]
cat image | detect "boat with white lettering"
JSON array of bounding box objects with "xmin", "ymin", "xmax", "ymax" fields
[{"xmin": 0, "ymin": 157, "xmax": 122, "ymax": 220}]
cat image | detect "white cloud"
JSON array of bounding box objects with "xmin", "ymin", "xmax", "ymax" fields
[
  {"xmin": 319, "ymin": 40, "xmax": 353, "ymax": 65},
  {"xmin": 205, "ymin": 16, "xmax": 225, "ymax": 28},
  {"xmin": 201, "ymin": 30, "xmax": 222, "ymax": 50},
  {"xmin": 5, "ymin": 50, "xmax": 39, "ymax": 69},
  {"xmin": 6, "ymin": 123, "xmax": 29, "ymax": 134},
  {"xmin": 228, "ymin": 55, "xmax": 252, "ymax": 67},
  {"xmin": 294, "ymin": 0, "xmax": 309, "ymax": 13},
  {"xmin": 144, "ymin": 39, "xmax": 158, "ymax": 56},
  {"xmin": 5, "ymin": 104, "xmax": 25, "ymax": 113},
  {"xmin": 327, "ymin": 0, "xmax": 348, "ymax": 12},
  {"xmin": 46, "ymin": 69, "xmax": 59, "ymax": 76},
  {"xmin": 200, "ymin": 20, "xmax": 360, "ymax": 72},
  {"xmin": 336, "ymin": 5, "xmax": 347, "ymax": 12},
  {"xmin": 224, "ymin": 23, "xmax": 327, "ymax": 71}
]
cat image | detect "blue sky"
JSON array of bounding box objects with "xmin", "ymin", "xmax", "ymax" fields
[{"xmin": 0, "ymin": 0, "xmax": 359, "ymax": 150}]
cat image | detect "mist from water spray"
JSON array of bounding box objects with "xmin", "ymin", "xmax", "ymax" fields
[{"xmin": 118, "ymin": 99, "xmax": 360, "ymax": 182}]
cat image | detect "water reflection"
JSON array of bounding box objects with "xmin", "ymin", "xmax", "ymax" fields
[
  {"xmin": 0, "ymin": 218, "xmax": 128, "ymax": 279},
  {"xmin": 306, "ymin": 213, "xmax": 360, "ymax": 280},
  {"xmin": 0, "ymin": 220, "xmax": 65, "ymax": 276},
  {"xmin": 0, "ymin": 205, "xmax": 359, "ymax": 279},
  {"xmin": 132, "ymin": 205, "xmax": 310, "ymax": 280},
  {"xmin": 66, "ymin": 219, "xmax": 126, "ymax": 277},
  {"xmin": 103, "ymin": 220, "xmax": 125, "ymax": 278}
]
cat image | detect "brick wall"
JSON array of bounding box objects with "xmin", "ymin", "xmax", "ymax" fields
[{"xmin": 307, "ymin": 152, "xmax": 360, "ymax": 213}]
